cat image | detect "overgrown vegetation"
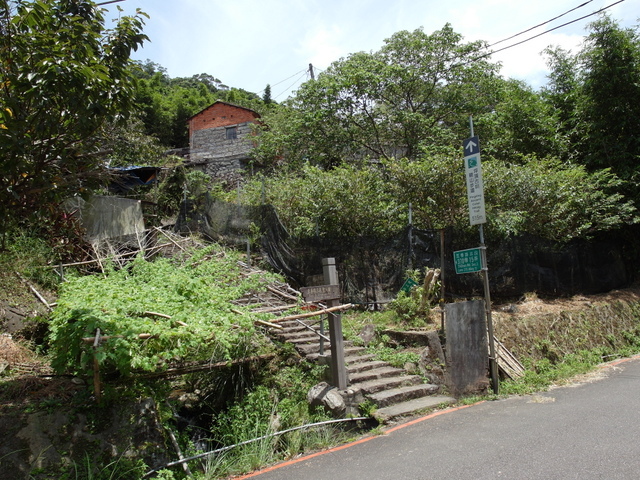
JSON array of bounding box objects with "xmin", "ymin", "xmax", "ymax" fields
[{"xmin": 49, "ymin": 245, "xmax": 281, "ymax": 378}]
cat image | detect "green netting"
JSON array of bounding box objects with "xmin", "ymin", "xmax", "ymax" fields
[{"xmin": 176, "ymin": 196, "xmax": 635, "ymax": 305}]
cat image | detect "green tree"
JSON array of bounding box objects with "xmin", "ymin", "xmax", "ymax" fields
[
  {"xmin": 484, "ymin": 158, "xmax": 636, "ymax": 242},
  {"xmin": 478, "ymin": 78, "xmax": 565, "ymax": 163},
  {"xmin": 0, "ymin": 0, "xmax": 148, "ymax": 237},
  {"xmin": 577, "ymin": 15, "xmax": 640, "ymax": 183},
  {"xmin": 242, "ymin": 165, "xmax": 402, "ymax": 238},
  {"xmin": 384, "ymin": 149, "xmax": 466, "ymax": 230},
  {"xmin": 133, "ymin": 61, "xmax": 265, "ymax": 148},
  {"xmin": 262, "ymin": 83, "xmax": 272, "ymax": 105},
  {"xmin": 253, "ymin": 25, "xmax": 501, "ymax": 170},
  {"xmin": 542, "ymin": 46, "xmax": 581, "ymax": 161}
]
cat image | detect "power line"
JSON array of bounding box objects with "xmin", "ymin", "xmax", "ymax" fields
[
  {"xmin": 488, "ymin": 0, "xmax": 594, "ymax": 47},
  {"xmin": 96, "ymin": 0, "xmax": 126, "ymax": 5},
  {"xmin": 273, "ymin": 70, "xmax": 308, "ymax": 100},
  {"xmin": 269, "ymin": 69, "xmax": 308, "ymax": 89},
  {"xmin": 481, "ymin": 0, "xmax": 627, "ymax": 60},
  {"xmin": 267, "ymin": 1, "xmax": 625, "ymax": 99}
]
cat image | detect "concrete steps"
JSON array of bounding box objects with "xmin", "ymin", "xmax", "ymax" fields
[
  {"xmin": 374, "ymin": 395, "xmax": 457, "ymax": 422},
  {"xmin": 268, "ymin": 317, "xmax": 456, "ymax": 423}
]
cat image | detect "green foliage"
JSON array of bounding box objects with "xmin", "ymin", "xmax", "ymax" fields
[
  {"xmin": 101, "ymin": 116, "xmax": 167, "ymax": 168},
  {"xmin": 0, "ymin": 230, "xmax": 60, "ymax": 290},
  {"xmin": 501, "ymin": 351, "xmax": 599, "ymax": 396},
  {"xmin": 577, "ymin": 15, "xmax": 640, "ymax": 182},
  {"xmin": 248, "ymin": 17, "xmax": 640, "ymax": 245},
  {"xmin": 385, "ymin": 269, "xmax": 440, "ymax": 327},
  {"xmin": 484, "ymin": 158, "xmax": 637, "ymax": 241},
  {"xmin": 204, "ymin": 364, "xmax": 335, "ymax": 478},
  {"xmin": 69, "ymin": 453, "xmax": 147, "ymax": 480},
  {"xmin": 0, "ymin": 0, "xmax": 148, "ymax": 236},
  {"xmin": 384, "ymin": 152, "xmax": 466, "ymax": 230},
  {"xmin": 542, "ymin": 15, "xmax": 640, "ymax": 201},
  {"xmin": 253, "ymin": 25, "xmax": 500, "ymax": 169},
  {"xmin": 477, "ymin": 79, "xmax": 566, "ymax": 162},
  {"xmin": 242, "ymin": 150, "xmax": 636, "ymax": 244},
  {"xmin": 369, "ymin": 345, "xmax": 421, "ymax": 369},
  {"xmin": 242, "ymin": 164, "xmax": 403, "ymax": 238},
  {"xmin": 48, "ymin": 246, "xmax": 281, "ymax": 378}
]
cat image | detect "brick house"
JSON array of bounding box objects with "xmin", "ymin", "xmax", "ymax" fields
[{"xmin": 187, "ymin": 101, "xmax": 261, "ymax": 182}]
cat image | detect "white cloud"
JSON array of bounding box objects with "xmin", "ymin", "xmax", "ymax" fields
[
  {"xmin": 297, "ymin": 25, "xmax": 347, "ymax": 69},
  {"xmin": 106, "ymin": 0, "xmax": 637, "ymax": 96}
]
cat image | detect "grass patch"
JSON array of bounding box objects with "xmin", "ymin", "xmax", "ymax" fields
[{"xmin": 501, "ymin": 345, "xmax": 640, "ymax": 396}]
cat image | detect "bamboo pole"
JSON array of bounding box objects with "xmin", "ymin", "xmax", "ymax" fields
[
  {"xmin": 154, "ymin": 227, "xmax": 186, "ymax": 252},
  {"xmin": 15, "ymin": 272, "xmax": 52, "ymax": 311},
  {"xmin": 266, "ymin": 285, "xmax": 298, "ymax": 301},
  {"xmin": 270, "ymin": 303, "xmax": 353, "ymax": 323},
  {"xmin": 255, "ymin": 319, "xmax": 283, "ymax": 329}
]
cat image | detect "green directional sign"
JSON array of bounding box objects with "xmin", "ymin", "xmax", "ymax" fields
[
  {"xmin": 453, "ymin": 247, "xmax": 483, "ymax": 274},
  {"xmin": 400, "ymin": 278, "xmax": 419, "ymax": 293},
  {"xmin": 463, "ymin": 136, "xmax": 486, "ymax": 226}
]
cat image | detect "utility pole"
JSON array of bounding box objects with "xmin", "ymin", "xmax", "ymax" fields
[{"xmin": 308, "ymin": 63, "xmax": 315, "ymax": 80}]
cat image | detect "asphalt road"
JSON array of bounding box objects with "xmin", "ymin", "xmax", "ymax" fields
[{"xmin": 237, "ymin": 356, "xmax": 640, "ymax": 480}]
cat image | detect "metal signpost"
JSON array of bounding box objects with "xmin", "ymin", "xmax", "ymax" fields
[{"xmin": 460, "ymin": 118, "xmax": 499, "ymax": 394}]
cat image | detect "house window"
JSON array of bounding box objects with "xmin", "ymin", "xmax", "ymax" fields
[{"xmin": 226, "ymin": 126, "xmax": 238, "ymax": 140}]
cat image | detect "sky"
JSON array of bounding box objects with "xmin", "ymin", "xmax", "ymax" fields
[{"xmin": 102, "ymin": 0, "xmax": 638, "ymax": 100}]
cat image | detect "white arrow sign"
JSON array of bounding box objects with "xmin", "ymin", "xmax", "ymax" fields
[
  {"xmin": 465, "ymin": 139, "xmax": 477, "ymax": 153},
  {"xmin": 463, "ymin": 136, "xmax": 486, "ymax": 226}
]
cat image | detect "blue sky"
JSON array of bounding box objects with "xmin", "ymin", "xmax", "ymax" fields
[{"xmin": 103, "ymin": 0, "xmax": 638, "ymax": 99}]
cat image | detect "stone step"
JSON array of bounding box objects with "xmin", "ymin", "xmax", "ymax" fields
[
  {"xmin": 345, "ymin": 353, "xmax": 378, "ymax": 365},
  {"xmin": 348, "ymin": 366, "xmax": 405, "ymax": 384},
  {"xmin": 367, "ymin": 383, "xmax": 441, "ymax": 408},
  {"xmin": 277, "ymin": 325, "xmax": 318, "ymax": 335},
  {"xmin": 348, "ymin": 375, "xmax": 423, "ymax": 395},
  {"xmin": 286, "ymin": 334, "xmax": 325, "ymax": 345},
  {"xmin": 277, "ymin": 320, "xmax": 323, "ymax": 331},
  {"xmin": 373, "ymin": 395, "xmax": 457, "ymax": 423},
  {"xmin": 346, "ymin": 360, "xmax": 388, "ymax": 374},
  {"xmin": 307, "ymin": 348, "xmax": 374, "ymax": 363},
  {"xmin": 343, "ymin": 346, "xmax": 365, "ymax": 356},
  {"xmin": 296, "ymin": 343, "xmax": 328, "ymax": 356}
]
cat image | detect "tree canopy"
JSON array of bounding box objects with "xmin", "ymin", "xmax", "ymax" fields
[
  {"xmin": 246, "ymin": 17, "xmax": 640, "ymax": 242},
  {"xmin": 252, "ymin": 25, "xmax": 501, "ymax": 171},
  {"xmin": 0, "ymin": 0, "xmax": 148, "ymax": 236}
]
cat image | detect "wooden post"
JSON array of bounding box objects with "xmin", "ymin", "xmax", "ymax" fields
[
  {"xmin": 323, "ymin": 258, "xmax": 348, "ymax": 390},
  {"xmin": 440, "ymin": 229, "xmax": 445, "ymax": 335},
  {"xmin": 444, "ymin": 300, "xmax": 489, "ymax": 396},
  {"xmin": 93, "ymin": 328, "xmax": 102, "ymax": 404}
]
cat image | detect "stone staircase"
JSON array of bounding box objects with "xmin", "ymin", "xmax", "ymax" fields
[
  {"xmin": 270, "ymin": 317, "xmax": 456, "ymax": 423},
  {"xmin": 230, "ymin": 266, "xmax": 456, "ymax": 423}
]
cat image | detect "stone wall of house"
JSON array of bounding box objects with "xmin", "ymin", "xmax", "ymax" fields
[
  {"xmin": 191, "ymin": 154, "xmax": 248, "ymax": 186},
  {"xmin": 189, "ymin": 122, "xmax": 254, "ymax": 163}
]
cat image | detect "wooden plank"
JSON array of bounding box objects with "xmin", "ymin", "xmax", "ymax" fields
[
  {"xmin": 266, "ymin": 285, "xmax": 298, "ymax": 301},
  {"xmin": 494, "ymin": 336, "xmax": 525, "ymax": 379}
]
